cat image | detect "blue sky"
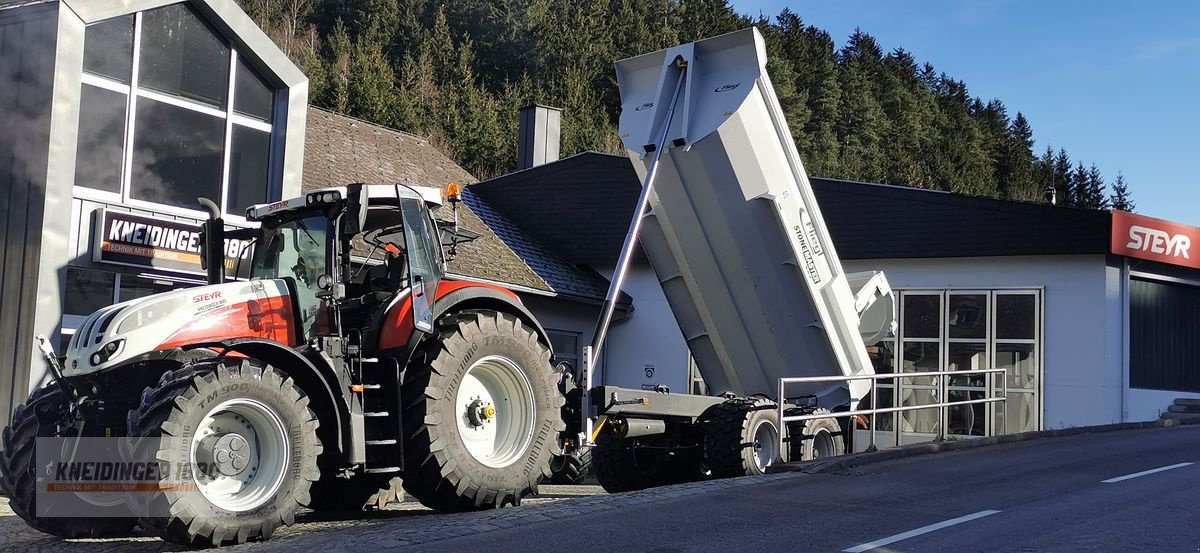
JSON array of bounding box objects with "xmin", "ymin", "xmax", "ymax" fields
[{"xmin": 730, "ymin": 0, "xmax": 1200, "ymax": 224}]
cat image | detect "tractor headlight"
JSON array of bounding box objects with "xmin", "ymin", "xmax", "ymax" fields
[
  {"xmin": 91, "ymin": 339, "xmax": 124, "ymax": 366},
  {"xmin": 116, "ymin": 296, "xmax": 188, "ymax": 334}
]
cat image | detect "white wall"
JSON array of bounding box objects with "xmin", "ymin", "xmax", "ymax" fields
[
  {"xmin": 844, "ymin": 255, "xmax": 1124, "ymax": 429},
  {"xmin": 521, "ymin": 270, "xmax": 691, "ymax": 394},
  {"xmin": 595, "ymin": 266, "xmax": 692, "ymax": 393}
]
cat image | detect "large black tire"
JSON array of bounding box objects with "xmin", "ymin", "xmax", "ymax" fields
[
  {"xmin": 548, "ymin": 447, "xmax": 592, "ymax": 485},
  {"xmin": 307, "ymin": 475, "xmax": 404, "ymax": 511},
  {"xmin": 127, "ymin": 359, "xmax": 321, "ymax": 546},
  {"xmin": 0, "ymin": 386, "xmax": 139, "ymax": 538},
  {"xmin": 592, "ymin": 438, "xmax": 700, "ymax": 493},
  {"xmin": 702, "ymin": 397, "xmax": 783, "ymax": 478},
  {"xmin": 400, "ymin": 310, "xmax": 564, "ymax": 511},
  {"xmin": 791, "ymin": 408, "xmax": 845, "ymax": 461}
]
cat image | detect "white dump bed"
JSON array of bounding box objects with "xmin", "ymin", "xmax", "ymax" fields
[{"xmin": 615, "ymin": 28, "xmax": 878, "ymax": 406}]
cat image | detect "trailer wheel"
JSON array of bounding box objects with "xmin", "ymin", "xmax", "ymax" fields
[
  {"xmin": 703, "ymin": 397, "xmax": 782, "ymax": 477},
  {"xmin": 127, "ymin": 359, "xmax": 321, "ymax": 546},
  {"xmin": 0, "ymin": 386, "xmax": 139, "ymax": 538},
  {"xmin": 401, "ymin": 310, "xmax": 564, "ymax": 511},
  {"xmin": 593, "ymin": 438, "xmax": 699, "ymax": 493},
  {"xmin": 793, "ymin": 408, "xmax": 844, "ymax": 461},
  {"xmin": 307, "ymin": 475, "xmax": 404, "ymax": 511},
  {"xmin": 548, "ymin": 446, "xmax": 592, "ymax": 485}
]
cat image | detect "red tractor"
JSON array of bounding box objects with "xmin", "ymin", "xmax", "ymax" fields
[{"xmin": 0, "ymin": 183, "xmax": 569, "ymax": 545}]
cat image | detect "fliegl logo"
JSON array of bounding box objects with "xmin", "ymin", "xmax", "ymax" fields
[
  {"xmin": 634, "ymin": 102, "xmax": 655, "ymax": 111},
  {"xmin": 714, "ymin": 83, "xmax": 740, "ymax": 93},
  {"xmin": 1127, "ymin": 225, "xmax": 1190, "ymax": 259}
]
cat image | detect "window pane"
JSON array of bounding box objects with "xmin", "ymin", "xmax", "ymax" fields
[
  {"xmin": 948, "ymin": 294, "xmax": 987, "ymax": 339},
  {"xmin": 234, "ymin": 56, "xmax": 274, "ymax": 121},
  {"xmin": 902, "ymin": 294, "xmax": 940, "ymax": 339},
  {"xmin": 74, "ymin": 84, "xmax": 127, "ymax": 193},
  {"xmin": 996, "ymin": 294, "xmax": 1036, "ymax": 339},
  {"xmin": 997, "ymin": 343, "xmax": 1037, "ymax": 390},
  {"xmin": 996, "ymin": 391, "xmax": 1037, "ymax": 434},
  {"xmin": 947, "ymin": 389, "xmax": 986, "ymax": 436},
  {"xmin": 549, "ymin": 332, "xmax": 579, "ymax": 359},
  {"xmin": 868, "ymin": 340, "xmax": 895, "ymax": 374},
  {"xmin": 130, "ymin": 98, "xmax": 224, "ymax": 209},
  {"xmin": 118, "ymin": 275, "xmax": 176, "ymax": 303},
  {"xmin": 947, "ymin": 342, "xmax": 987, "ymax": 387},
  {"xmin": 139, "ymin": 4, "xmax": 230, "ymax": 108},
  {"xmin": 900, "ymin": 341, "xmax": 939, "ymax": 385},
  {"xmin": 65, "ymin": 269, "xmax": 115, "ymax": 316},
  {"xmin": 83, "ymin": 16, "xmax": 133, "ymax": 83},
  {"xmin": 900, "ymin": 388, "xmax": 939, "ymax": 434},
  {"xmin": 227, "ymin": 126, "xmax": 271, "ymax": 214}
]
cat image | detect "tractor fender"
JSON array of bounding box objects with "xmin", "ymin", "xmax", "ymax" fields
[
  {"xmin": 432, "ymin": 285, "xmax": 554, "ymax": 355},
  {"xmin": 379, "ymin": 280, "xmax": 554, "ymax": 357},
  {"xmin": 182, "ymin": 338, "xmax": 349, "ymax": 455}
]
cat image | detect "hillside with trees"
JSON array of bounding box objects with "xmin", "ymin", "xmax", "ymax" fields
[{"xmin": 239, "ymin": 0, "xmax": 1133, "ymax": 209}]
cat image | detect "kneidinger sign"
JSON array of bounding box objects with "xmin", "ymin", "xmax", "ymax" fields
[
  {"xmin": 1111, "ymin": 210, "xmax": 1200, "ymax": 269},
  {"xmin": 93, "ymin": 208, "xmax": 253, "ymax": 278}
]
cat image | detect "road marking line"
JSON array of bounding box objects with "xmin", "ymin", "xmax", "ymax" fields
[
  {"xmin": 843, "ymin": 510, "xmax": 1002, "ymax": 553},
  {"xmin": 1102, "ymin": 462, "xmax": 1194, "ymax": 484}
]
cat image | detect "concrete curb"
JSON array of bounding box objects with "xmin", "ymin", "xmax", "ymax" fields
[{"xmin": 767, "ymin": 417, "xmax": 1200, "ymax": 475}]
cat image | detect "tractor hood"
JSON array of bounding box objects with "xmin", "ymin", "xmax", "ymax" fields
[{"xmin": 62, "ymin": 279, "xmax": 295, "ymax": 377}]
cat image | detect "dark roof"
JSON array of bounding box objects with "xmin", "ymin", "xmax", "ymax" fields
[
  {"xmin": 472, "ymin": 151, "xmax": 1114, "ymax": 262},
  {"xmin": 469, "ymin": 152, "xmax": 643, "ymax": 266},
  {"xmin": 463, "ymin": 190, "xmax": 628, "ymax": 305},
  {"xmin": 813, "ymin": 179, "xmax": 1112, "ymax": 259},
  {"xmin": 302, "ymin": 107, "xmax": 620, "ymax": 302},
  {"xmin": 303, "ymin": 107, "xmax": 548, "ymax": 292}
]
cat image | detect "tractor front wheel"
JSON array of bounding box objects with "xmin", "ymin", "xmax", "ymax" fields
[{"xmin": 127, "ymin": 359, "xmax": 321, "ymax": 546}]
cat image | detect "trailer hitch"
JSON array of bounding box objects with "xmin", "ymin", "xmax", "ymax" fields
[{"xmin": 35, "ymin": 334, "xmax": 78, "ymax": 401}]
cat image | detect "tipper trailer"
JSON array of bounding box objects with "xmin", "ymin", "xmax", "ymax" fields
[{"xmin": 575, "ymin": 27, "xmax": 896, "ymax": 491}]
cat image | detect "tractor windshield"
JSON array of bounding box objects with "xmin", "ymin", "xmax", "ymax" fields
[{"xmin": 251, "ymin": 214, "xmax": 331, "ymax": 337}]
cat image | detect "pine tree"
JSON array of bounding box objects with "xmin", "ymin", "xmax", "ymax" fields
[
  {"xmin": 1109, "ymin": 172, "xmax": 1135, "ymax": 211},
  {"xmin": 836, "ymin": 29, "xmax": 887, "ymax": 182},
  {"xmin": 1053, "ymin": 149, "xmax": 1074, "ymax": 206},
  {"xmin": 997, "ymin": 112, "xmax": 1036, "ymax": 200},
  {"xmin": 1070, "ymin": 162, "xmax": 1090, "ymax": 208},
  {"xmin": 1078, "ymin": 164, "xmax": 1108, "ymax": 209}
]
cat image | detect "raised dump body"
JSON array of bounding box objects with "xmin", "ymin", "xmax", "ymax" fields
[{"xmin": 614, "ymin": 27, "xmax": 879, "ymax": 408}]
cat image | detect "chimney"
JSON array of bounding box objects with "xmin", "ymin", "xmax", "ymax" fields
[
  {"xmin": 1043, "ymin": 185, "xmax": 1057, "ymax": 205},
  {"xmin": 518, "ymin": 104, "xmax": 561, "ymax": 170}
]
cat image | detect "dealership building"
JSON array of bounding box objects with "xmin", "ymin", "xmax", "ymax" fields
[{"xmin": 2, "ymin": 0, "xmax": 1199, "ymax": 449}]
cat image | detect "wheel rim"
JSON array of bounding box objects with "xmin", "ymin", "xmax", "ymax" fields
[
  {"xmin": 455, "ymin": 355, "xmax": 536, "ymax": 468},
  {"xmin": 811, "ymin": 428, "xmax": 836, "ymax": 459},
  {"xmin": 751, "ymin": 419, "xmax": 780, "ymax": 472},
  {"xmin": 190, "ymin": 398, "xmax": 289, "ymax": 512}
]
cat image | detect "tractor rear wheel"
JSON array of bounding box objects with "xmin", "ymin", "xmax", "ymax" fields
[
  {"xmin": 127, "ymin": 359, "xmax": 321, "ymax": 546},
  {"xmin": 0, "ymin": 386, "xmax": 139, "ymax": 538},
  {"xmin": 400, "ymin": 310, "xmax": 563, "ymax": 511}
]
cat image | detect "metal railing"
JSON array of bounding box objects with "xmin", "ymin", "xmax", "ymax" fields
[{"xmin": 776, "ymin": 368, "xmax": 1008, "ymax": 457}]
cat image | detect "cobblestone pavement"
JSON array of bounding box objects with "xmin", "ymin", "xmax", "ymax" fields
[{"xmin": 0, "ymin": 474, "xmax": 802, "ymax": 552}]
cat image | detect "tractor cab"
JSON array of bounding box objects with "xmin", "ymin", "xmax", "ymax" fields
[{"xmin": 233, "ymin": 183, "xmax": 453, "ymax": 346}]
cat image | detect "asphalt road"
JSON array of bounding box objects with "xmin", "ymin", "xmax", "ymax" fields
[
  {"xmin": 2, "ymin": 425, "xmax": 1197, "ymax": 552},
  {"xmin": 418, "ymin": 425, "xmax": 1200, "ymax": 553}
]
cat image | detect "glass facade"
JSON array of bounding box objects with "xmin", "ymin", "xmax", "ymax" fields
[
  {"xmin": 868, "ymin": 289, "xmax": 1043, "ymax": 445},
  {"xmin": 74, "ymin": 4, "xmax": 278, "ymax": 216}
]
